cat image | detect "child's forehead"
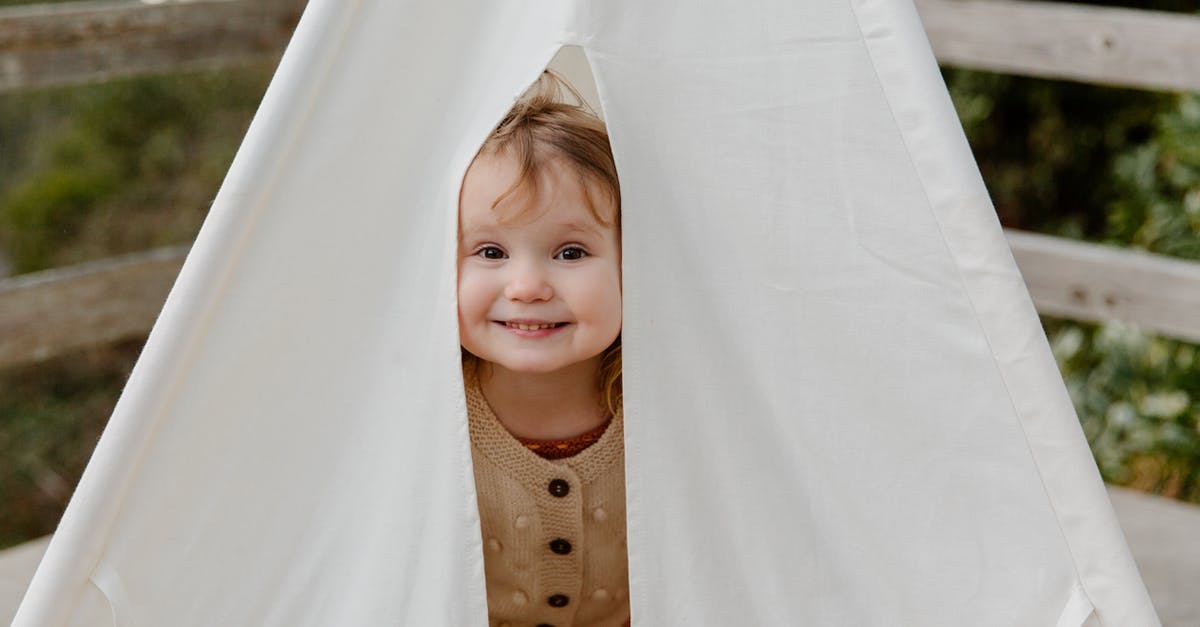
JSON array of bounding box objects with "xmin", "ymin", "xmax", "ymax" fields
[
  {"xmin": 459, "ymin": 152, "xmax": 617, "ymax": 233},
  {"xmin": 459, "ymin": 202, "xmax": 610, "ymax": 236}
]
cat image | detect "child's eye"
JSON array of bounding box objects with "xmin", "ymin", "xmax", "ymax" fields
[
  {"xmin": 555, "ymin": 246, "xmax": 588, "ymax": 261},
  {"xmin": 475, "ymin": 246, "xmax": 506, "ymax": 260}
]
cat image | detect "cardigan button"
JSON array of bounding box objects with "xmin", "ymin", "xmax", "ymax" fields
[
  {"xmin": 592, "ymin": 507, "xmax": 607, "ymax": 522},
  {"xmin": 549, "ymin": 538, "xmax": 572, "ymax": 555},
  {"xmin": 511, "ymin": 591, "xmax": 528, "ymax": 606},
  {"xmin": 591, "ymin": 588, "xmax": 610, "ymax": 601},
  {"xmin": 548, "ymin": 479, "xmax": 570, "ymax": 497},
  {"xmin": 515, "ymin": 514, "xmax": 530, "ymax": 529},
  {"xmin": 547, "ymin": 593, "xmax": 570, "ymax": 607}
]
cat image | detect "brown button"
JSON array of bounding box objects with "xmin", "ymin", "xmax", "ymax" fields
[
  {"xmin": 547, "ymin": 594, "xmax": 570, "ymax": 607},
  {"xmin": 549, "ymin": 538, "xmax": 572, "ymax": 555},
  {"xmin": 548, "ymin": 479, "xmax": 570, "ymax": 497}
]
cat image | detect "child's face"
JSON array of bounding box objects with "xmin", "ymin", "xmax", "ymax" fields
[{"xmin": 458, "ymin": 152, "xmax": 621, "ymax": 377}]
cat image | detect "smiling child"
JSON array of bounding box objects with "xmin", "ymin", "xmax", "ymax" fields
[{"xmin": 458, "ymin": 71, "xmax": 629, "ymax": 627}]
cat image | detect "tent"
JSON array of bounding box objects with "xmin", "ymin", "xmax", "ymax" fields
[{"xmin": 15, "ymin": 0, "xmax": 1159, "ymax": 624}]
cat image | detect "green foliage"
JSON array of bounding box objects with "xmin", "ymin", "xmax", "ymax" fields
[
  {"xmin": 0, "ymin": 342, "xmax": 140, "ymax": 549},
  {"xmin": 1048, "ymin": 318, "xmax": 1200, "ymax": 500},
  {"xmin": 0, "ymin": 65, "xmax": 272, "ymax": 272},
  {"xmin": 945, "ymin": 69, "xmax": 1170, "ymax": 237},
  {"xmin": 1107, "ymin": 95, "xmax": 1200, "ymax": 259},
  {"xmin": 2, "ymin": 169, "xmax": 118, "ymax": 270},
  {"xmin": 1047, "ymin": 94, "xmax": 1200, "ymax": 501}
]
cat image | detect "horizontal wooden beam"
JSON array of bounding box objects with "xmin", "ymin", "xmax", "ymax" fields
[
  {"xmin": 917, "ymin": 0, "xmax": 1200, "ymax": 92},
  {"xmin": 0, "ymin": 0, "xmax": 305, "ymax": 92},
  {"xmin": 0, "ymin": 246, "xmax": 184, "ymax": 369},
  {"xmin": 2, "ymin": 232, "xmax": 1200, "ymax": 370},
  {"xmin": 2, "ymin": 0, "xmax": 1199, "ymax": 94},
  {"xmin": 1006, "ymin": 229, "xmax": 1200, "ymax": 343}
]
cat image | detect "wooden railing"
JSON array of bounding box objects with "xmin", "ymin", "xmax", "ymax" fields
[
  {"xmin": 918, "ymin": 0, "xmax": 1200, "ymax": 91},
  {"xmin": 0, "ymin": 247, "xmax": 185, "ymax": 368},
  {"xmin": 0, "ymin": 0, "xmax": 305, "ymax": 92},
  {"xmin": 2, "ymin": 0, "xmax": 1200, "ymax": 369}
]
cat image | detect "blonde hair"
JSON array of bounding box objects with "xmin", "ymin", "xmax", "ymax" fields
[{"xmin": 462, "ymin": 70, "xmax": 623, "ymax": 418}]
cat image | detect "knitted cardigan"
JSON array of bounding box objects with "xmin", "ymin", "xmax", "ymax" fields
[{"xmin": 466, "ymin": 379, "xmax": 630, "ymax": 627}]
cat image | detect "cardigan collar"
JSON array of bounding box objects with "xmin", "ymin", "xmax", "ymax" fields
[{"xmin": 465, "ymin": 376, "xmax": 624, "ymax": 486}]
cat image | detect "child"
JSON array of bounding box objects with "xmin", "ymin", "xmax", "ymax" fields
[{"xmin": 458, "ymin": 70, "xmax": 630, "ymax": 627}]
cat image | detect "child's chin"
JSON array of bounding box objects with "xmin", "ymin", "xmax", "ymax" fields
[
  {"xmin": 493, "ymin": 355, "xmax": 587, "ymax": 376},
  {"xmin": 499, "ymin": 360, "xmax": 566, "ymax": 375}
]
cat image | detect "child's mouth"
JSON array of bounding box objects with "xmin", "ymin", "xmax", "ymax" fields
[{"xmin": 502, "ymin": 321, "xmax": 567, "ymax": 331}]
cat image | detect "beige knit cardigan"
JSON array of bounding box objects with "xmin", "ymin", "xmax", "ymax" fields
[{"xmin": 466, "ymin": 380, "xmax": 630, "ymax": 627}]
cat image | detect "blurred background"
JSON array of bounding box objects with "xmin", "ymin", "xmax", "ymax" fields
[{"xmin": 1, "ymin": 0, "xmax": 1198, "ymax": 623}]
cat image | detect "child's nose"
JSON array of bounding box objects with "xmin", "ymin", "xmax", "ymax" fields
[{"xmin": 504, "ymin": 263, "xmax": 554, "ymax": 302}]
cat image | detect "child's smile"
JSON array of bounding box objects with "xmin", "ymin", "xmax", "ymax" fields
[
  {"xmin": 499, "ymin": 319, "xmax": 568, "ymax": 336},
  {"xmin": 458, "ymin": 152, "xmax": 621, "ymax": 376}
]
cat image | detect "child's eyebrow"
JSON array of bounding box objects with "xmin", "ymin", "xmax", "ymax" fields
[
  {"xmin": 457, "ymin": 217, "xmax": 611, "ymax": 240},
  {"xmin": 457, "ymin": 218, "xmax": 496, "ymax": 238},
  {"xmin": 554, "ymin": 220, "xmax": 609, "ymax": 237}
]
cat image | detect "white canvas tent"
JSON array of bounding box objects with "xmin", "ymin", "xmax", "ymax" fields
[{"xmin": 15, "ymin": 0, "xmax": 1159, "ymax": 625}]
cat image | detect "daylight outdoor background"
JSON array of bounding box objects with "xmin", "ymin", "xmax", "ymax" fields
[{"xmin": 1, "ymin": 0, "xmax": 1199, "ymax": 554}]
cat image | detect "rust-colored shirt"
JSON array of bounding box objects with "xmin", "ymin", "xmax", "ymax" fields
[{"xmin": 516, "ymin": 420, "xmax": 611, "ymax": 459}]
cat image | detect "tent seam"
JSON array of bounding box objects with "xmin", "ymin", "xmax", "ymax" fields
[
  {"xmin": 581, "ymin": 44, "xmax": 646, "ymax": 627},
  {"xmin": 843, "ymin": 0, "xmax": 1094, "ymax": 615}
]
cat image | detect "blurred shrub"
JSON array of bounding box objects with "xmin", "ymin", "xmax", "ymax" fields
[
  {"xmin": 1047, "ymin": 317, "xmax": 1200, "ymax": 501},
  {"xmin": 1045, "ymin": 94, "xmax": 1200, "ymax": 501},
  {"xmin": 0, "ymin": 341, "xmax": 141, "ymax": 549},
  {"xmin": 1107, "ymin": 95, "xmax": 1200, "ymax": 258},
  {"xmin": 945, "ymin": 70, "xmax": 1171, "ymax": 236},
  {"xmin": 0, "ymin": 65, "xmax": 273, "ymax": 273}
]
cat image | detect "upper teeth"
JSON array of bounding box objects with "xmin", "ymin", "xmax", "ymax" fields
[{"xmin": 509, "ymin": 322, "xmax": 558, "ymax": 330}]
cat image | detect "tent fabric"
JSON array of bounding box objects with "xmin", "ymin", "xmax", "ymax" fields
[{"xmin": 16, "ymin": 0, "xmax": 1159, "ymax": 625}]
